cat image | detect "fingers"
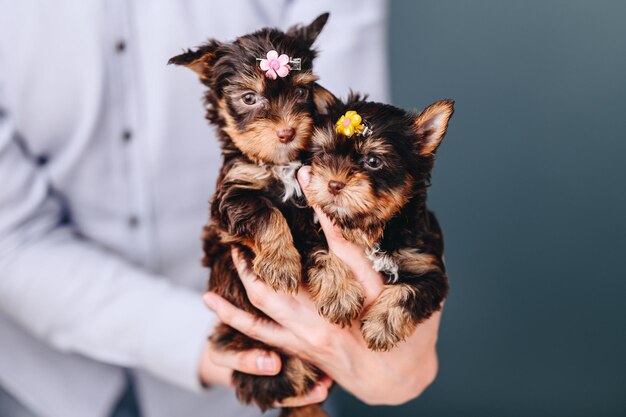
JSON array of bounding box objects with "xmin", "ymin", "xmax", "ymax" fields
[
  {"xmin": 231, "ymin": 247, "xmax": 310, "ymax": 325},
  {"xmin": 275, "ymin": 375, "xmax": 333, "ymax": 407},
  {"xmin": 298, "ymin": 166, "xmax": 385, "ymax": 306},
  {"xmin": 198, "ymin": 342, "xmax": 234, "ymax": 387},
  {"xmin": 209, "ymin": 346, "xmax": 281, "ymax": 376},
  {"xmin": 297, "ymin": 166, "xmax": 345, "ymax": 243},
  {"xmin": 232, "ymin": 248, "xmax": 329, "ymax": 344},
  {"xmin": 203, "ymin": 292, "xmax": 296, "ymax": 349},
  {"xmin": 296, "ymin": 164, "xmax": 312, "ymax": 188}
]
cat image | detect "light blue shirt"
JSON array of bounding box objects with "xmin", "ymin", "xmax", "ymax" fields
[{"xmin": 0, "ymin": 1, "xmax": 388, "ymax": 416}]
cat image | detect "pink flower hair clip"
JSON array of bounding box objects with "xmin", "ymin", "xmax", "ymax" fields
[{"xmin": 257, "ymin": 50, "xmax": 302, "ymax": 80}]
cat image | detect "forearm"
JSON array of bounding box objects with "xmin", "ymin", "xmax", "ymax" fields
[
  {"xmin": 0, "ymin": 81, "xmax": 216, "ymax": 391},
  {"xmin": 0, "ymin": 227, "xmax": 214, "ymax": 392}
]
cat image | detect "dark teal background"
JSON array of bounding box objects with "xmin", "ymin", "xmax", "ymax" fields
[{"xmin": 333, "ymin": 1, "xmax": 626, "ymax": 416}]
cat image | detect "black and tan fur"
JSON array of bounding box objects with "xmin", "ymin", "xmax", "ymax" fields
[
  {"xmin": 306, "ymin": 96, "xmax": 455, "ymax": 351},
  {"xmin": 169, "ymin": 14, "xmax": 334, "ymax": 417}
]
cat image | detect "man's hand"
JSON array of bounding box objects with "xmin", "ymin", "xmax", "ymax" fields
[
  {"xmin": 198, "ymin": 331, "xmax": 333, "ymax": 407},
  {"xmin": 198, "ymin": 340, "xmax": 280, "ymax": 386},
  {"xmin": 201, "ymin": 166, "xmax": 443, "ymax": 405}
]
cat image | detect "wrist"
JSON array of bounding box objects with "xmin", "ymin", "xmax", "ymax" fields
[{"xmin": 372, "ymin": 347, "xmax": 439, "ymax": 405}]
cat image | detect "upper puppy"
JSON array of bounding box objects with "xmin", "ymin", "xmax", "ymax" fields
[
  {"xmin": 306, "ymin": 96, "xmax": 454, "ymax": 351},
  {"xmin": 169, "ymin": 13, "xmax": 334, "ymax": 293},
  {"xmin": 169, "ymin": 13, "xmax": 333, "ymax": 165}
]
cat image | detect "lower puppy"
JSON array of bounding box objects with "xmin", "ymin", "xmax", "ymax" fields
[{"xmin": 305, "ymin": 96, "xmax": 454, "ymax": 351}]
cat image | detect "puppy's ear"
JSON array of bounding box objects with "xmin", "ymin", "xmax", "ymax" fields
[
  {"xmin": 167, "ymin": 40, "xmax": 221, "ymax": 80},
  {"xmin": 312, "ymin": 83, "xmax": 338, "ymax": 115},
  {"xmin": 288, "ymin": 13, "xmax": 330, "ymax": 47},
  {"xmin": 414, "ymin": 100, "xmax": 455, "ymax": 155}
]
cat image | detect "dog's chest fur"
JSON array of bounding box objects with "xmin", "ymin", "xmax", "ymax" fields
[
  {"xmin": 222, "ymin": 159, "xmax": 303, "ymax": 203},
  {"xmin": 267, "ymin": 161, "xmax": 303, "ymax": 202},
  {"xmin": 366, "ymin": 243, "xmax": 400, "ymax": 283}
]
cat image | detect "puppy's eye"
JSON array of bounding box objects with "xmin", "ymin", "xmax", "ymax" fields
[
  {"xmin": 242, "ymin": 93, "xmax": 257, "ymax": 105},
  {"xmin": 295, "ymin": 87, "xmax": 309, "ymax": 100},
  {"xmin": 364, "ymin": 155, "xmax": 383, "ymax": 170}
]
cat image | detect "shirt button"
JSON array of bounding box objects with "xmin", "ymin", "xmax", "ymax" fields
[
  {"xmin": 115, "ymin": 40, "xmax": 126, "ymax": 53},
  {"xmin": 128, "ymin": 216, "xmax": 139, "ymax": 228},
  {"xmin": 122, "ymin": 129, "xmax": 132, "ymax": 143},
  {"xmin": 36, "ymin": 155, "xmax": 49, "ymax": 166}
]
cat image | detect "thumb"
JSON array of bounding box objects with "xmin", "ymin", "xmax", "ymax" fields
[
  {"xmin": 297, "ymin": 166, "xmax": 344, "ymax": 243},
  {"xmin": 296, "ymin": 164, "xmax": 312, "ymax": 189},
  {"xmin": 297, "ymin": 165, "xmax": 384, "ymax": 305}
]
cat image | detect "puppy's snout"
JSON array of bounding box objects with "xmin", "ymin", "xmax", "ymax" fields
[
  {"xmin": 328, "ymin": 180, "xmax": 346, "ymax": 195},
  {"xmin": 276, "ymin": 128, "xmax": 296, "ymax": 144}
]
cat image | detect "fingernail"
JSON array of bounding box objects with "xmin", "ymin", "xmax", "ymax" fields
[
  {"xmin": 309, "ymin": 384, "xmax": 326, "ymax": 401},
  {"xmin": 257, "ymin": 352, "xmax": 276, "ymax": 374},
  {"xmin": 298, "ymin": 166, "xmax": 311, "ymax": 187},
  {"xmin": 318, "ymin": 375, "xmax": 333, "ymax": 388},
  {"xmin": 232, "ymin": 248, "xmax": 246, "ymax": 267},
  {"xmin": 203, "ymin": 294, "xmax": 217, "ymax": 310}
]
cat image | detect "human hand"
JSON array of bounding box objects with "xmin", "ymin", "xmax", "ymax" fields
[
  {"xmin": 198, "ymin": 337, "xmax": 280, "ymax": 387},
  {"xmin": 201, "ymin": 166, "xmax": 443, "ymax": 405},
  {"xmin": 198, "ymin": 329, "xmax": 333, "ymax": 407}
]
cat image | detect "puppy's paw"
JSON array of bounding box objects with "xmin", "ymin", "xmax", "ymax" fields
[
  {"xmin": 253, "ymin": 247, "xmax": 301, "ymax": 294},
  {"xmin": 316, "ymin": 278, "xmax": 364, "ymax": 327},
  {"xmin": 307, "ymin": 248, "xmax": 364, "ymax": 326},
  {"xmin": 361, "ymin": 311, "xmax": 412, "ymax": 351},
  {"xmin": 360, "ymin": 285, "xmax": 418, "ymax": 351}
]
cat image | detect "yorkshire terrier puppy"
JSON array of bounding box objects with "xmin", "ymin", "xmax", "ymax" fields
[
  {"xmin": 169, "ymin": 14, "xmax": 335, "ymax": 417},
  {"xmin": 305, "ymin": 96, "xmax": 454, "ymax": 351}
]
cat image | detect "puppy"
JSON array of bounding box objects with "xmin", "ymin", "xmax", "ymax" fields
[
  {"xmin": 169, "ymin": 14, "xmax": 334, "ymax": 417},
  {"xmin": 305, "ymin": 96, "xmax": 454, "ymax": 351}
]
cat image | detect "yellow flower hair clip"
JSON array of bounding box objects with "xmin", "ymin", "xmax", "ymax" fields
[{"xmin": 335, "ymin": 110, "xmax": 365, "ymax": 137}]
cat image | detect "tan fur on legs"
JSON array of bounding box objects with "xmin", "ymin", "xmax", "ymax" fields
[
  {"xmin": 278, "ymin": 356, "xmax": 328, "ymax": 417},
  {"xmin": 282, "ymin": 356, "xmax": 319, "ymax": 397},
  {"xmin": 395, "ymin": 248, "xmax": 440, "ymax": 275},
  {"xmin": 252, "ymin": 209, "xmax": 301, "ymax": 293},
  {"xmin": 307, "ymin": 248, "xmax": 364, "ymax": 327},
  {"xmin": 361, "ymin": 284, "xmax": 418, "ymax": 351}
]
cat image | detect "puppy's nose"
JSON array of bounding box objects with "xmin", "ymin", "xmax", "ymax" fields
[
  {"xmin": 276, "ymin": 128, "xmax": 296, "ymax": 144},
  {"xmin": 328, "ymin": 180, "xmax": 346, "ymax": 195}
]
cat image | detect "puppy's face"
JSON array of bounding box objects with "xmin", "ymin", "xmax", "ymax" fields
[
  {"xmin": 307, "ymin": 99, "xmax": 454, "ymax": 233},
  {"xmin": 170, "ymin": 14, "xmax": 335, "ymax": 165}
]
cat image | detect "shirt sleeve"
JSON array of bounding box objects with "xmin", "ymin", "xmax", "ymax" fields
[
  {"xmin": 282, "ymin": 0, "xmax": 390, "ymax": 102},
  {"xmin": 0, "ymin": 79, "xmax": 214, "ymax": 393}
]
